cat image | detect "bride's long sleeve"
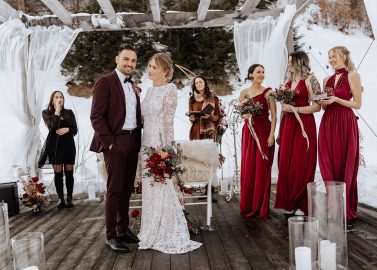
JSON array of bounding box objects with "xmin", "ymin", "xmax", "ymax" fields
[{"xmin": 162, "ymin": 84, "xmax": 178, "ymax": 144}]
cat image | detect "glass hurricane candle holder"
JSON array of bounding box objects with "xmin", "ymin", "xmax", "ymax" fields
[
  {"xmin": 11, "ymin": 232, "xmax": 46, "ymax": 270},
  {"xmin": 0, "ymin": 202, "xmax": 12, "ymax": 269},
  {"xmin": 288, "ymin": 216, "xmax": 319, "ymax": 270},
  {"xmin": 308, "ymin": 181, "xmax": 347, "ymax": 270}
]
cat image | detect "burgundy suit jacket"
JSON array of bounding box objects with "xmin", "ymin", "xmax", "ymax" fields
[{"xmin": 90, "ymin": 71, "xmax": 142, "ymax": 153}]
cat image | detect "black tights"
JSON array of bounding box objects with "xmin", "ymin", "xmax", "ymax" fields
[{"xmin": 53, "ymin": 164, "xmax": 74, "ymax": 199}]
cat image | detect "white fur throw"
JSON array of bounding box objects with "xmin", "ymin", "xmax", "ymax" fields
[{"xmin": 176, "ymin": 140, "xmax": 220, "ymax": 168}]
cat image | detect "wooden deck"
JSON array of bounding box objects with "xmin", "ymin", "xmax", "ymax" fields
[{"xmin": 8, "ymin": 188, "xmax": 377, "ymax": 270}]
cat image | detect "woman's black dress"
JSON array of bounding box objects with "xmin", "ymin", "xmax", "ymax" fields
[{"xmin": 38, "ymin": 109, "xmax": 77, "ymax": 167}]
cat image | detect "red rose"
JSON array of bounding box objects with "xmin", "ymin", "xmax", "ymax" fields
[
  {"xmin": 31, "ymin": 177, "xmax": 39, "ymax": 182},
  {"xmin": 22, "ymin": 193, "xmax": 29, "ymax": 198},
  {"xmin": 131, "ymin": 209, "xmax": 139, "ymax": 217}
]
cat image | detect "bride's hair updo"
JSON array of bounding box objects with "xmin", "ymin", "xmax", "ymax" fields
[
  {"xmin": 329, "ymin": 46, "xmax": 355, "ymax": 72},
  {"xmin": 150, "ymin": 53, "xmax": 174, "ymax": 80},
  {"xmin": 289, "ymin": 50, "xmax": 311, "ymax": 80}
]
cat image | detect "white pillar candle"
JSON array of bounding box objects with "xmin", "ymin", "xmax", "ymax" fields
[
  {"xmin": 320, "ymin": 240, "xmax": 337, "ymax": 270},
  {"xmin": 295, "ymin": 246, "xmax": 312, "ymax": 270},
  {"xmin": 88, "ymin": 185, "xmax": 96, "ymax": 200},
  {"xmin": 220, "ymin": 180, "xmax": 229, "ymax": 193},
  {"xmin": 22, "ymin": 266, "xmax": 39, "ymax": 270}
]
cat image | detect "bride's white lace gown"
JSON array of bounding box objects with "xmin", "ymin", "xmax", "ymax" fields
[{"xmin": 138, "ymin": 83, "xmax": 202, "ymax": 254}]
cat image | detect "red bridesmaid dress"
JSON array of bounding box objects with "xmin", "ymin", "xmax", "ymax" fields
[
  {"xmin": 318, "ymin": 68, "xmax": 359, "ymax": 222},
  {"xmin": 274, "ymin": 80, "xmax": 317, "ymax": 214},
  {"xmin": 240, "ymin": 88, "xmax": 275, "ymax": 219}
]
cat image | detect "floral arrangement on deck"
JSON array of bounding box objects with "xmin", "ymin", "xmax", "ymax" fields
[
  {"xmin": 269, "ymin": 87, "xmax": 295, "ymax": 105},
  {"xmin": 18, "ymin": 171, "xmax": 48, "ymax": 213},
  {"xmin": 234, "ymin": 95, "xmax": 263, "ymax": 116}
]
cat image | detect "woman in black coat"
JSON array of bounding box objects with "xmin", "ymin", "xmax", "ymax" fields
[{"xmin": 39, "ymin": 91, "xmax": 77, "ymax": 208}]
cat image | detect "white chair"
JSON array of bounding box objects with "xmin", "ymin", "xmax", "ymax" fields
[
  {"xmin": 98, "ymin": 140, "xmax": 220, "ymax": 227},
  {"xmin": 177, "ymin": 140, "xmax": 220, "ymax": 227}
]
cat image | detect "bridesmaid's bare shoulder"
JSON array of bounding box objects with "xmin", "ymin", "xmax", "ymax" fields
[
  {"xmin": 348, "ymin": 70, "xmax": 360, "ymax": 81},
  {"xmin": 264, "ymin": 87, "xmax": 274, "ymax": 97},
  {"xmin": 240, "ymin": 88, "xmax": 249, "ymax": 100}
]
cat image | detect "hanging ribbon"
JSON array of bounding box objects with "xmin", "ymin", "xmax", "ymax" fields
[
  {"xmin": 289, "ymin": 105, "xmax": 309, "ymax": 150},
  {"xmin": 247, "ymin": 117, "xmax": 268, "ymax": 160}
]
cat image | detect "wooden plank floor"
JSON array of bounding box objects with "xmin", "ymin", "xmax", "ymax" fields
[{"xmin": 7, "ymin": 187, "xmax": 377, "ymax": 270}]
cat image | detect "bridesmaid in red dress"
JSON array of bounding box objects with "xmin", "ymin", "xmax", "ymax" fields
[
  {"xmin": 318, "ymin": 46, "xmax": 362, "ymax": 222},
  {"xmin": 240, "ymin": 64, "xmax": 277, "ymax": 219},
  {"xmin": 274, "ymin": 51, "xmax": 321, "ymax": 216}
]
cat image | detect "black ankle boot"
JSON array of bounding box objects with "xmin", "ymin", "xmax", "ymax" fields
[
  {"xmin": 57, "ymin": 198, "xmax": 66, "ymax": 209},
  {"xmin": 66, "ymin": 195, "xmax": 74, "ymax": 208}
]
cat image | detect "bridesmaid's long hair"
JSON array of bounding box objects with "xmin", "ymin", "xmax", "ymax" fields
[
  {"xmin": 289, "ymin": 51, "xmax": 311, "ymax": 81},
  {"xmin": 190, "ymin": 75, "xmax": 211, "ymax": 104},
  {"xmin": 329, "ymin": 46, "xmax": 355, "ymax": 72},
  {"xmin": 47, "ymin": 91, "xmax": 65, "ymax": 113}
]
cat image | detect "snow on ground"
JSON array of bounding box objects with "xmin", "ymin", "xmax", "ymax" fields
[{"xmin": 0, "ymin": 3, "xmax": 376, "ymax": 206}]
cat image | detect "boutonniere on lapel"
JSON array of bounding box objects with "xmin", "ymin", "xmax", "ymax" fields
[{"xmin": 132, "ymin": 84, "xmax": 142, "ymax": 96}]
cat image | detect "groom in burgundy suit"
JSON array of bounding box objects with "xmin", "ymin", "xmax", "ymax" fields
[{"xmin": 90, "ymin": 43, "xmax": 142, "ymax": 252}]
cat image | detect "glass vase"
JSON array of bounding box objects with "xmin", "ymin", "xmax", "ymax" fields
[
  {"xmin": 0, "ymin": 202, "xmax": 12, "ymax": 269},
  {"xmin": 307, "ymin": 181, "xmax": 347, "ymax": 270},
  {"xmin": 11, "ymin": 232, "xmax": 46, "ymax": 270},
  {"xmin": 288, "ymin": 216, "xmax": 319, "ymax": 270}
]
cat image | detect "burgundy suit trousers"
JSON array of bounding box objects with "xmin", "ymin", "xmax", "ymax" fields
[{"xmin": 103, "ymin": 132, "xmax": 139, "ymax": 240}]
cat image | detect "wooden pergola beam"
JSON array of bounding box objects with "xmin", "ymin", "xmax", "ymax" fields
[
  {"xmin": 39, "ymin": 0, "xmax": 72, "ymax": 26},
  {"xmin": 239, "ymin": 0, "xmax": 262, "ymax": 18},
  {"xmin": 0, "ymin": 0, "xmax": 19, "ymax": 22},
  {"xmin": 197, "ymin": 0, "xmax": 211, "ymax": 22},
  {"xmin": 149, "ymin": 0, "xmax": 161, "ymax": 23},
  {"xmin": 97, "ymin": 0, "xmax": 117, "ymax": 24},
  {"xmin": 24, "ymin": 8, "xmax": 282, "ymax": 31},
  {"xmin": 293, "ymin": 0, "xmax": 312, "ymax": 19}
]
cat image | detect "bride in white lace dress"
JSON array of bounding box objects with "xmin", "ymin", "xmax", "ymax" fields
[{"xmin": 138, "ymin": 53, "xmax": 202, "ymax": 254}]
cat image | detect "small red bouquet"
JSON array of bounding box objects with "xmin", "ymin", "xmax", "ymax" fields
[
  {"xmin": 269, "ymin": 86, "xmax": 295, "ymax": 105},
  {"xmin": 234, "ymin": 96, "xmax": 263, "ymax": 116},
  {"xmin": 143, "ymin": 142, "xmax": 186, "ymax": 185}
]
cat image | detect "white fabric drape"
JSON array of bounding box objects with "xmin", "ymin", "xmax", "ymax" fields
[
  {"xmin": 363, "ymin": 0, "xmax": 377, "ymax": 39},
  {"xmin": 0, "ymin": 19, "xmax": 81, "ymax": 179},
  {"xmin": 234, "ymin": 5, "xmax": 296, "ymax": 88}
]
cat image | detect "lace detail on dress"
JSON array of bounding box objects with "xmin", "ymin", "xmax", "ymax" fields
[{"xmin": 138, "ymin": 83, "xmax": 202, "ymax": 254}]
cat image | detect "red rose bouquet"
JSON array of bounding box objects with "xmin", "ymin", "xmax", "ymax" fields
[{"xmin": 143, "ymin": 142, "xmax": 186, "ymax": 185}]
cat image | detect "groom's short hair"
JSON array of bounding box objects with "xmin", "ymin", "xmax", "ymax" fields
[{"xmin": 118, "ymin": 43, "xmax": 136, "ymax": 55}]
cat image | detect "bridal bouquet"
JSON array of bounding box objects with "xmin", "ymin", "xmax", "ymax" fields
[
  {"xmin": 19, "ymin": 176, "xmax": 48, "ymax": 213},
  {"xmin": 269, "ymin": 86, "xmax": 295, "ymax": 105},
  {"xmin": 234, "ymin": 96, "xmax": 263, "ymax": 116},
  {"xmin": 143, "ymin": 142, "xmax": 186, "ymax": 186}
]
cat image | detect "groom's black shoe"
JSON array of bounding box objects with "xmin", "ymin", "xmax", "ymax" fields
[
  {"xmin": 117, "ymin": 229, "xmax": 139, "ymax": 244},
  {"xmin": 106, "ymin": 238, "xmax": 130, "ymax": 253}
]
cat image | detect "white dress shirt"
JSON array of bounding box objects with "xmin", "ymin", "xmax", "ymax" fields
[{"xmin": 115, "ymin": 69, "xmax": 137, "ymax": 130}]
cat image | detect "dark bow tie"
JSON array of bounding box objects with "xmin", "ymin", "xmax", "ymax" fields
[{"xmin": 124, "ymin": 77, "xmax": 133, "ymax": 84}]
